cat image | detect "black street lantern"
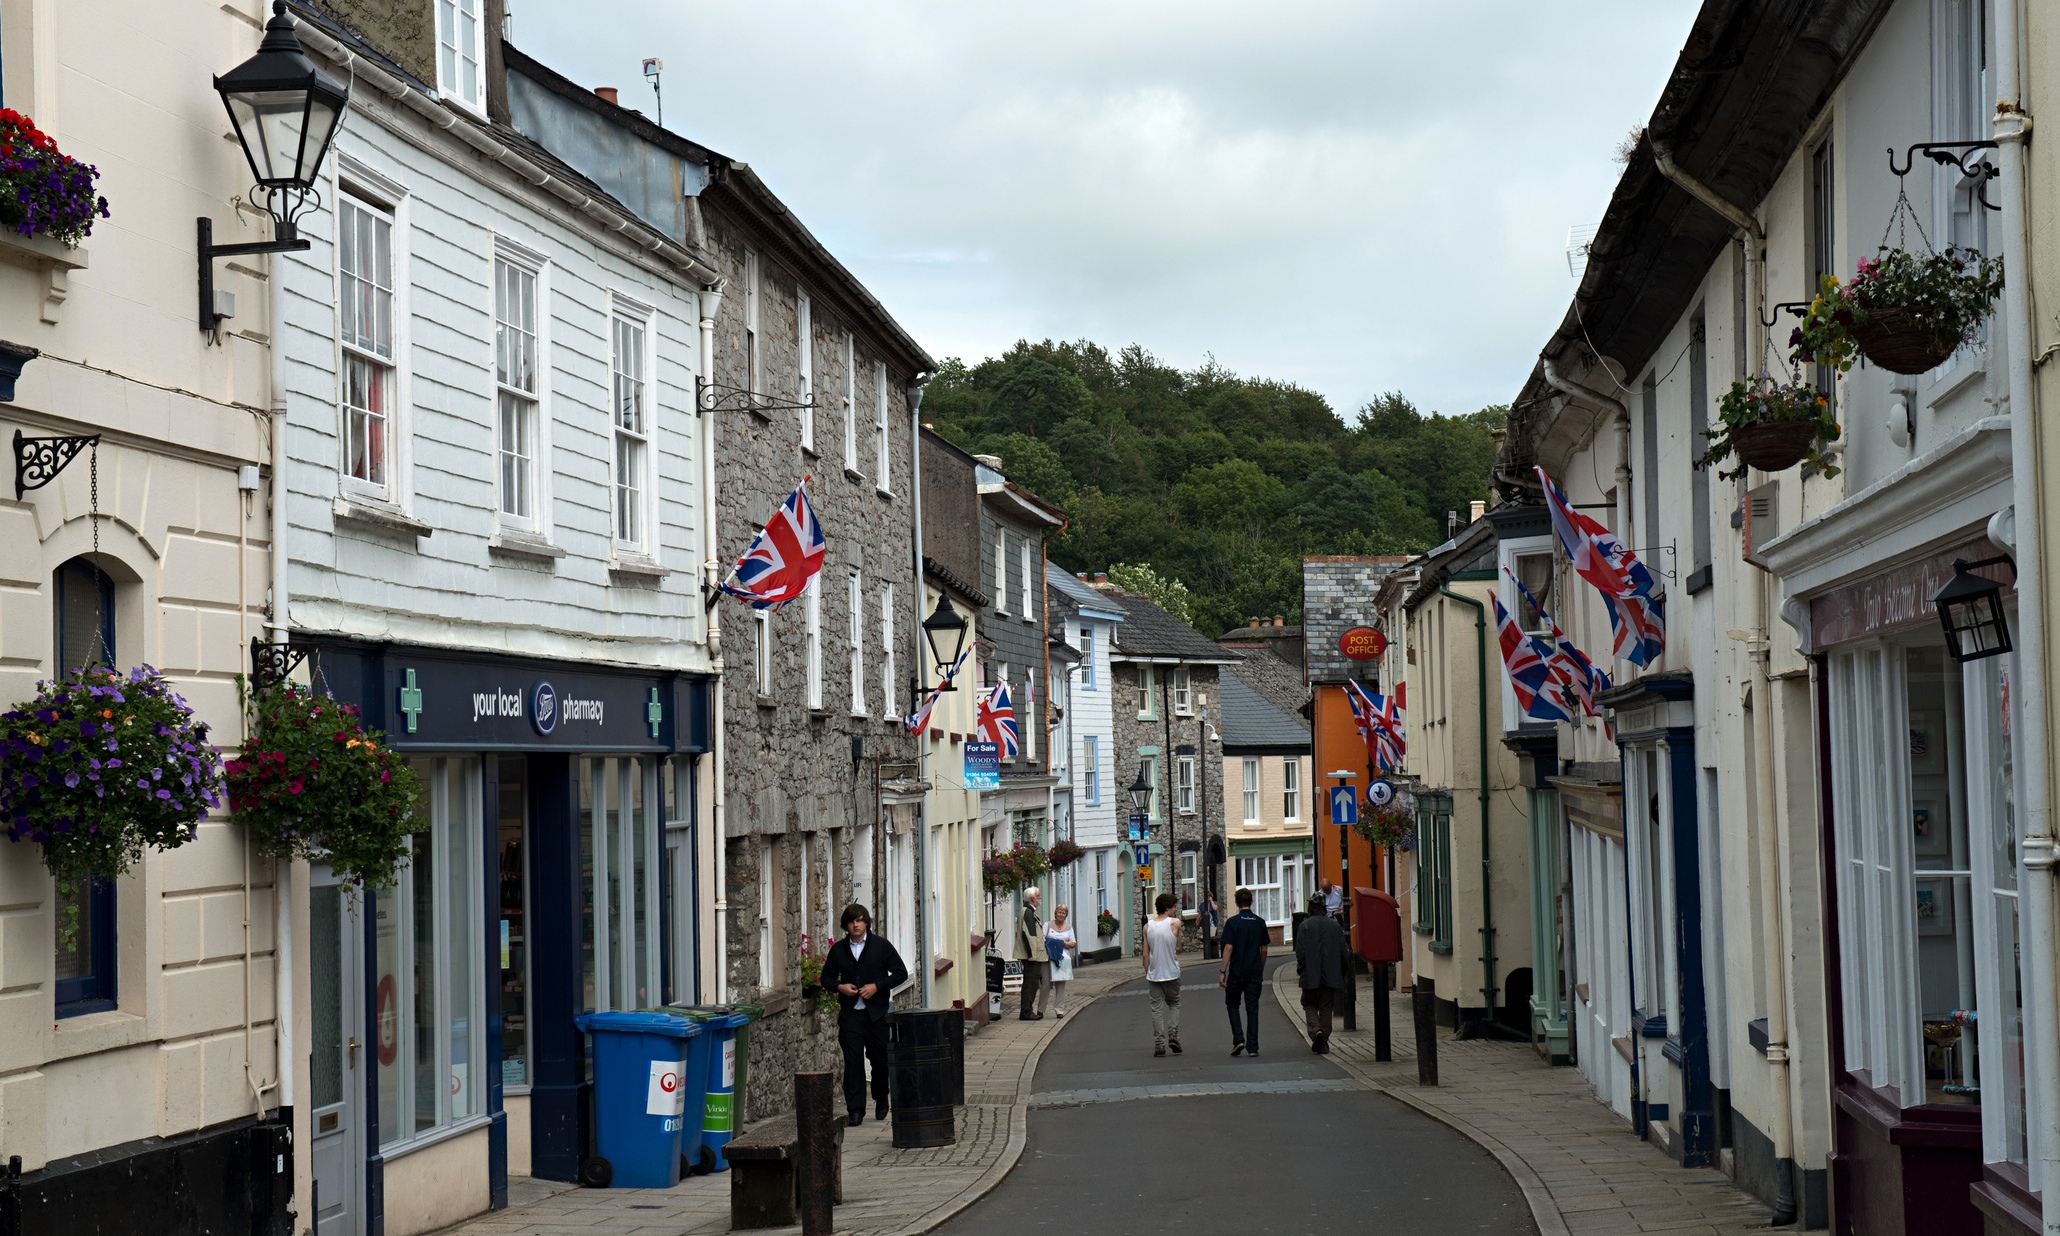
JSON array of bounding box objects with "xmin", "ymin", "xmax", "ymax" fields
[
  {"xmin": 1935, "ymin": 556, "xmax": 2016, "ymax": 663},
  {"xmin": 921, "ymin": 593, "xmax": 969, "ymax": 686},
  {"xmin": 1127, "ymin": 769, "xmax": 1153, "ymax": 815},
  {"xmin": 197, "ymin": 0, "xmax": 350, "ymax": 333}
]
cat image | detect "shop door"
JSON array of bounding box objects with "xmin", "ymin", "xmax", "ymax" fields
[{"xmin": 310, "ymin": 869, "xmax": 365, "ymax": 1235}]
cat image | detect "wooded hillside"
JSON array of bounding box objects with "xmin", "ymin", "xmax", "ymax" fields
[{"xmin": 921, "ymin": 340, "xmax": 1503, "ymax": 637}]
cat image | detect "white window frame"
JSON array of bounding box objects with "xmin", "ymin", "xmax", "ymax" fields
[
  {"xmin": 334, "ymin": 179, "xmax": 409, "ymax": 507},
  {"xmin": 754, "ymin": 609, "xmax": 773, "ymax": 696},
  {"xmin": 1084, "ymin": 734, "xmax": 1101, "ymax": 805},
  {"xmin": 1242, "ymin": 757, "xmax": 1260, "ymax": 824},
  {"xmin": 1081, "ymin": 627, "xmax": 1097, "ymax": 690},
  {"xmin": 1023, "ymin": 669, "xmax": 1037, "ymax": 762},
  {"xmin": 841, "ymin": 332, "xmax": 858, "ymax": 470},
  {"xmin": 874, "ymin": 360, "xmax": 892, "ymax": 494},
  {"xmin": 1179, "ymin": 852, "xmax": 1198, "ymax": 918},
  {"xmin": 1176, "ymin": 754, "xmax": 1196, "ymax": 815},
  {"xmin": 757, "ymin": 837, "xmax": 775, "ymax": 989},
  {"xmin": 1141, "ymin": 753, "xmax": 1160, "ymax": 823},
  {"xmin": 806, "ymin": 576, "xmax": 823, "ymax": 710},
  {"xmin": 797, "ymin": 289, "xmax": 814, "ymax": 450},
  {"xmin": 848, "ymin": 570, "xmax": 867, "ymax": 716},
  {"xmin": 744, "ymin": 249, "xmax": 762, "ymax": 396},
  {"xmin": 1236, "ymin": 854, "xmax": 1286, "ymax": 926},
  {"xmin": 492, "ymin": 239, "xmax": 549, "ymax": 535},
  {"xmin": 607, "ymin": 296, "xmax": 658, "ymax": 556},
  {"xmin": 435, "ymin": 0, "xmax": 485, "ymax": 113},
  {"xmin": 1020, "ymin": 541, "xmax": 1033, "ymax": 622},
  {"xmin": 994, "ymin": 527, "xmax": 1009, "ymax": 616},
  {"xmin": 1137, "ymin": 665, "xmax": 1157, "ymax": 719},
  {"xmin": 1095, "ymin": 852, "xmax": 1109, "ymax": 916},
  {"xmin": 1282, "ymin": 756, "xmax": 1300, "ymax": 822},
  {"xmin": 880, "ymin": 583, "xmax": 899, "ymax": 718},
  {"xmin": 1172, "ymin": 666, "xmax": 1192, "ymax": 715}
]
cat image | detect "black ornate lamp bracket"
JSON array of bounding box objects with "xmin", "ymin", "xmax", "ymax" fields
[
  {"xmin": 249, "ymin": 637, "xmax": 312, "ymax": 690},
  {"xmin": 1759, "ymin": 301, "xmax": 1812, "ymax": 330},
  {"xmin": 1888, "ymin": 141, "xmax": 2002, "ymax": 211},
  {"xmin": 696, "ymin": 378, "xmax": 820, "ymax": 417},
  {"xmin": 14, "ymin": 430, "xmax": 99, "ymax": 501},
  {"xmin": 199, "ymin": 213, "xmax": 314, "ymax": 336}
]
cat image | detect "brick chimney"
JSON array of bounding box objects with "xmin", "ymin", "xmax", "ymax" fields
[
  {"xmin": 595, "ymin": 86, "xmax": 619, "ymax": 105},
  {"xmin": 1469, "ymin": 498, "xmax": 1485, "ymax": 523}
]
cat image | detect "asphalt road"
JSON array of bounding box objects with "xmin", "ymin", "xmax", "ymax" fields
[{"xmin": 937, "ymin": 957, "xmax": 1535, "ymax": 1236}]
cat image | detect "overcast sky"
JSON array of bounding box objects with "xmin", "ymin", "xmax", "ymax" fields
[{"xmin": 516, "ymin": 2, "xmax": 1698, "ymax": 422}]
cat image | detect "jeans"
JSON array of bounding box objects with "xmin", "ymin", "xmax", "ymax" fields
[
  {"xmin": 1301, "ymin": 986, "xmax": 1337, "ymax": 1049},
  {"xmin": 1225, "ymin": 974, "xmax": 1263, "ymax": 1050},
  {"xmin": 837, "ymin": 1008, "xmax": 890, "ymax": 1115},
  {"xmin": 1148, "ymin": 978, "xmax": 1183, "ymax": 1048},
  {"xmin": 1018, "ymin": 960, "xmax": 1047, "ymax": 1018}
]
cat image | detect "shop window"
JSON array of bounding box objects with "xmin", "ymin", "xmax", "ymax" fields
[
  {"xmin": 578, "ymin": 757, "xmax": 661, "ymax": 1012},
  {"xmin": 496, "ymin": 757, "xmax": 529, "ymax": 1089},
  {"xmin": 377, "ymin": 758, "xmax": 483, "ymax": 1149},
  {"xmin": 1237, "ymin": 854, "xmax": 1283, "ymax": 925}
]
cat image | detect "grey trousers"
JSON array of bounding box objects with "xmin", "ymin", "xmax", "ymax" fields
[{"xmin": 1148, "ymin": 978, "xmax": 1183, "ymax": 1048}]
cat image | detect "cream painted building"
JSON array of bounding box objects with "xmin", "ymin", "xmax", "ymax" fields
[{"xmin": 1219, "ymin": 661, "xmax": 1312, "ymax": 944}]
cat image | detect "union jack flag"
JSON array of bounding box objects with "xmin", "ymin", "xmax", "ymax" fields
[
  {"xmin": 1493, "ymin": 591, "xmax": 1575, "ymax": 725},
  {"xmin": 1535, "ymin": 466, "xmax": 1664, "ymax": 667},
  {"xmin": 719, "ymin": 476, "xmax": 825, "ymax": 611},
  {"xmin": 903, "ymin": 647, "xmax": 971, "ymax": 734},
  {"xmin": 976, "ymin": 680, "xmax": 1020, "ymax": 756},
  {"xmin": 1345, "ymin": 680, "xmax": 1404, "ymax": 770},
  {"xmin": 1506, "ymin": 569, "xmax": 1612, "ymax": 719}
]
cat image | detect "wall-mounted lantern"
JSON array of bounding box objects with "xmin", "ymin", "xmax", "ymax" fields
[{"xmin": 1934, "ymin": 556, "xmax": 2016, "ymax": 663}]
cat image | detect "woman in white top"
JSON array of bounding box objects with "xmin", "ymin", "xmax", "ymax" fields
[{"xmin": 1041, "ymin": 905, "xmax": 1079, "ymax": 1017}]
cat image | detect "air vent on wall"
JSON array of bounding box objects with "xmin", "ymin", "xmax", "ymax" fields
[{"xmin": 1741, "ymin": 481, "xmax": 1780, "ymax": 570}]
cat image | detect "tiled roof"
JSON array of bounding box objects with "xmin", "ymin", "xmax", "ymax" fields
[
  {"xmin": 1104, "ymin": 591, "xmax": 1239, "ymax": 662},
  {"xmin": 1217, "ymin": 673, "xmax": 1310, "ymax": 751},
  {"xmin": 1224, "ymin": 654, "xmax": 1309, "ymax": 721},
  {"xmin": 1046, "ymin": 565, "xmax": 1127, "ymax": 619}
]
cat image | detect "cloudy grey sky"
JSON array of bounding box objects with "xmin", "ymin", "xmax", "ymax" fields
[{"xmin": 516, "ymin": 2, "xmax": 1698, "ymax": 421}]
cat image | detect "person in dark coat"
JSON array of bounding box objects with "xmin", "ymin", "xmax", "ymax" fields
[
  {"xmin": 1294, "ymin": 893, "xmax": 1348, "ymax": 1053},
  {"xmin": 817, "ymin": 903, "xmax": 910, "ymax": 1125}
]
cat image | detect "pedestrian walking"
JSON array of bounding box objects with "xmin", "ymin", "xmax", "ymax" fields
[
  {"xmin": 1143, "ymin": 892, "xmax": 1184, "ymax": 1056},
  {"xmin": 1217, "ymin": 887, "xmax": 1269, "ymax": 1056},
  {"xmin": 1016, "ymin": 886, "xmax": 1048, "ymax": 1020},
  {"xmin": 1294, "ymin": 892, "xmax": 1347, "ymax": 1053},
  {"xmin": 817, "ymin": 903, "xmax": 910, "ymax": 1125},
  {"xmin": 1041, "ymin": 904, "xmax": 1078, "ymax": 1017}
]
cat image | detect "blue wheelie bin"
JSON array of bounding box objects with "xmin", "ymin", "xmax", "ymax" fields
[
  {"xmin": 573, "ymin": 1011, "xmax": 706, "ymax": 1188},
  {"xmin": 670, "ymin": 1007, "xmax": 754, "ymax": 1172}
]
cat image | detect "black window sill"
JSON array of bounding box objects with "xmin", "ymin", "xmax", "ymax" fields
[{"xmin": 1685, "ymin": 563, "xmax": 1713, "ymax": 594}]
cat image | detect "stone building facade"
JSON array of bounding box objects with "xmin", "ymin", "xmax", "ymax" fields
[
  {"xmin": 1097, "ymin": 588, "xmax": 1237, "ymax": 951},
  {"xmin": 698, "ymin": 163, "xmax": 933, "ymax": 1119}
]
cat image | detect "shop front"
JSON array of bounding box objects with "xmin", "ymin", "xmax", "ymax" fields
[
  {"xmin": 1762, "ymin": 419, "xmax": 2040, "ymax": 1236},
  {"xmin": 300, "ymin": 637, "xmax": 712, "ymax": 1236}
]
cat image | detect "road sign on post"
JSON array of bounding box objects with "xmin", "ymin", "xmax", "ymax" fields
[
  {"xmin": 1126, "ymin": 812, "xmax": 1147, "ymax": 841},
  {"xmin": 1330, "ymin": 785, "xmax": 1359, "ymax": 826}
]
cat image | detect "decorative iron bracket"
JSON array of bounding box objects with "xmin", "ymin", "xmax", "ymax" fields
[
  {"xmin": 1887, "ymin": 141, "xmax": 2001, "ymax": 211},
  {"xmin": 199, "ymin": 215, "xmax": 312, "ymax": 335},
  {"xmin": 1759, "ymin": 301, "xmax": 1811, "ymax": 330},
  {"xmin": 696, "ymin": 378, "xmax": 819, "ymax": 418},
  {"xmin": 14, "ymin": 430, "xmax": 98, "ymax": 500},
  {"xmin": 250, "ymin": 637, "xmax": 312, "ymax": 690}
]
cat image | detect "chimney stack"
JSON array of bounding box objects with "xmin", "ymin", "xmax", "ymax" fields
[
  {"xmin": 1469, "ymin": 499, "xmax": 1486, "ymax": 523},
  {"xmin": 595, "ymin": 87, "xmax": 619, "ymax": 105},
  {"xmin": 1272, "ymin": 615, "xmax": 1285, "ymax": 627},
  {"xmin": 1248, "ymin": 617, "xmax": 1260, "ymax": 628},
  {"xmin": 1094, "ymin": 572, "xmax": 1108, "ymax": 585}
]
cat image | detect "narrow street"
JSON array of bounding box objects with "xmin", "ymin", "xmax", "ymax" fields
[{"xmin": 939, "ymin": 959, "xmax": 1535, "ymax": 1236}]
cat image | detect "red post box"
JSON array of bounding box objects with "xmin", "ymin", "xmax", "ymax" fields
[{"xmin": 1352, "ymin": 887, "xmax": 1401, "ymax": 964}]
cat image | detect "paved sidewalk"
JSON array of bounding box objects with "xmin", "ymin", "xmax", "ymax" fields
[
  {"xmin": 433, "ymin": 959, "xmax": 1140, "ymax": 1236},
  {"xmin": 1270, "ymin": 966, "xmax": 1775, "ymax": 1236}
]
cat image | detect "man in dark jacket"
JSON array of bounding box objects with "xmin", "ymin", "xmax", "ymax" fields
[
  {"xmin": 817, "ymin": 903, "xmax": 910, "ymax": 1125},
  {"xmin": 1294, "ymin": 893, "xmax": 1348, "ymax": 1053}
]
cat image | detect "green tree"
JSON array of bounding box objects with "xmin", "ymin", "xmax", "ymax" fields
[{"xmin": 1106, "ymin": 562, "xmax": 1197, "ymax": 627}]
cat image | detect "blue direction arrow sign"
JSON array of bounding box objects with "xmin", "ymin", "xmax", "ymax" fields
[{"xmin": 1330, "ymin": 785, "xmax": 1359, "ymax": 826}]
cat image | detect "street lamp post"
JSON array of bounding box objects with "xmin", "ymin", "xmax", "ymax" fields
[
  {"xmin": 1128, "ymin": 769, "xmax": 1152, "ymax": 955},
  {"xmin": 922, "ymin": 593, "xmax": 970, "ymax": 685},
  {"xmin": 1328, "ymin": 768, "xmax": 1358, "ymax": 1031}
]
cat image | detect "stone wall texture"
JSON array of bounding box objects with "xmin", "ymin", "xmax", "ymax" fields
[{"xmin": 1106, "ymin": 661, "xmax": 1226, "ymax": 953}]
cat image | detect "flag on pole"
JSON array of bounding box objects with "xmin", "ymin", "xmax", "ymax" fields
[
  {"xmin": 1535, "ymin": 466, "xmax": 1665, "ymax": 666},
  {"xmin": 903, "ymin": 647, "xmax": 971, "ymax": 734},
  {"xmin": 1345, "ymin": 680, "xmax": 1404, "ymax": 770},
  {"xmin": 1492, "ymin": 591, "xmax": 1575, "ymax": 724},
  {"xmin": 1377, "ymin": 689, "xmax": 1405, "ymax": 768},
  {"xmin": 976, "ymin": 680, "xmax": 1020, "ymax": 756},
  {"xmin": 1506, "ymin": 568, "xmax": 1612, "ymax": 718},
  {"xmin": 719, "ymin": 476, "xmax": 826, "ymax": 611}
]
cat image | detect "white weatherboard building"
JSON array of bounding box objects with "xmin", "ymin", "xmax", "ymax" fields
[{"xmin": 1049, "ymin": 565, "xmax": 1128, "ymax": 956}]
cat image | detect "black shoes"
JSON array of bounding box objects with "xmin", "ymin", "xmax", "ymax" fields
[
  {"xmin": 876, "ymin": 1100, "xmax": 889, "ymax": 1121},
  {"xmin": 1170, "ymin": 1039, "xmax": 1182, "ymax": 1054},
  {"xmin": 1231, "ymin": 1043, "xmax": 1245, "ymax": 1057},
  {"xmin": 848, "ymin": 1110, "xmax": 865, "ymax": 1127},
  {"xmin": 1154, "ymin": 1047, "xmax": 1166, "ymax": 1057}
]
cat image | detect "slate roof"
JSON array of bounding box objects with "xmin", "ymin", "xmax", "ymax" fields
[
  {"xmin": 1103, "ymin": 590, "xmax": 1240, "ymax": 663},
  {"xmin": 1225, "ymin": 654, "xmax": 1310, "ymax": 722},
  {"xmin": 1218, "ymin": 673, "xmax": 1310, "ymax": 752},
  {"xmin": 1046, "ymin": 563, "xmax": 1127, "ymax": 620}
]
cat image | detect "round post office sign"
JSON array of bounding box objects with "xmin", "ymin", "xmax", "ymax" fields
[{"xmin": 1339, "ymin": 626, "xmax": 1388, "ymax": 660}]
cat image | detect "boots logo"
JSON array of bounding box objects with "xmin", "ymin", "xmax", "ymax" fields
[{"xmin": 531, "ymin": 681, "xmax": 558, "ymax": 736}]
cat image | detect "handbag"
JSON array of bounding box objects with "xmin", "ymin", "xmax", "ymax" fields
[{"xmin": 1044, "ymin": 934, "xmax": 1067, "ymax": 964}]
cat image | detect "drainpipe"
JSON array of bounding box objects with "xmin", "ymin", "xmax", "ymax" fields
[
  {"xmin": 699, "ymin": 283, "xmax": 728, "ymax": 1003},
  {"xmin": 908, "ymin": 376, "xmax": 932, "ymax": 1006},
  {"xmin": 1991, "ymin": 5, "xmax": 2060, "ymax": 1221},
  {"xmin": 1750, "ymin": 581, "xmax": 1797, "ymax": 1225},
  {"xmin": 1437, "ymin": 579, "xmax": 1497, "ymax": 1023},
  {"xmin": 1652, "ymin": 141, "xmax": 1765, "ymax": 343}
]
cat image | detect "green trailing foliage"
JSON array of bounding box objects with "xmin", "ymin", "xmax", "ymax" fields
[{"xmin": 923, "ymin": 340, "xmax": 1501, "ymax": 636}]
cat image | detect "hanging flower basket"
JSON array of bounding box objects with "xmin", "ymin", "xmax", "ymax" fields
[
  {"xmin": 1697, "ymin": 375, "xmax": 1841, "ymax": 481},
  {"xmin": 796, "ymin": 933, "xmax": 838, "ymax": 1016},
  {"xmin": 1792, "ymin": 248, "xmax": 2004, "ymax": 377},
  {"xmin": 1048, "ymin": 838, "xmax": 1084, "ymax": 869},
  {"xmin": 0, "ymin": 665, "xmax": 223, "ymax": 886},
  {"xmin": 1096, "ymin": 910, "xmax": 1120, "ymax": 939},
  {"xmin": 227, "ymin": 682, "xmax": 420, "ymax": 890},
  {"xmin": 981, "ymin": 842, "xmax": 1051, "ymax": 894},
  {"xmin": 0, "ymin": 109, "xmax": 108, "ymax": 248},
  {"xmin": 1353, "ymin": 801, "xmax": 1417, "ymax": 852},
  {"xmin": 1848, "ymin": 307, "xmax": 1958, "ymax": 376}
]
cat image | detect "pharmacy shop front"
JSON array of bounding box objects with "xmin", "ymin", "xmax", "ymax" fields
[{"xmin": 301, "ymin": 637, "xmax": 713, "ymax": 1236}]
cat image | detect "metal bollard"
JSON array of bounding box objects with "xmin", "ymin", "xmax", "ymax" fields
[
  {"xmin": 1373, "ymin": 964, "xmax": 1392, "ymax": 1063},
  {"xmin": 793, "ymin": 1071, "xmax": 836, "ymax": 1236},
  {"xmin": 1413, "ymin": 987, "xmax": 1439, "ymax": 1086}
]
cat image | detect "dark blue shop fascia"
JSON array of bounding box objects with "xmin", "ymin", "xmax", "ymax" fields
[
  {"xmin": 300, "ymin": 635, "xmax": 713, "ymax": 1214},
  {"xmin": 1598, "ymin": 670, "xmax": 1709, "ymax": 1168}
]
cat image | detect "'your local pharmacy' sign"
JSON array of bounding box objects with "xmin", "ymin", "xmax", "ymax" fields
[{"xmin": 385, "ymin": 656, "xmax": 672, "ymax": 751}]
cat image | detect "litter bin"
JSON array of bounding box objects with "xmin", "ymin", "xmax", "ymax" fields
[
  {"xmin": 670, "ymin": 1006, "xmax": 756, "ymax": 1173},
  {"xmin": 888, "ymin": 1009, "xmax": 958, "ymax": 1149},
  {"xmin": 572, "ymin": 1012, "xmax": 704, "ymax": 1189}
]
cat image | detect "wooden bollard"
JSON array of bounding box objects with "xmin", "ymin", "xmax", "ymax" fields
[{"xmin": 793, "ymin": 1071, "xmax": 836, "ymax": 1236}]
